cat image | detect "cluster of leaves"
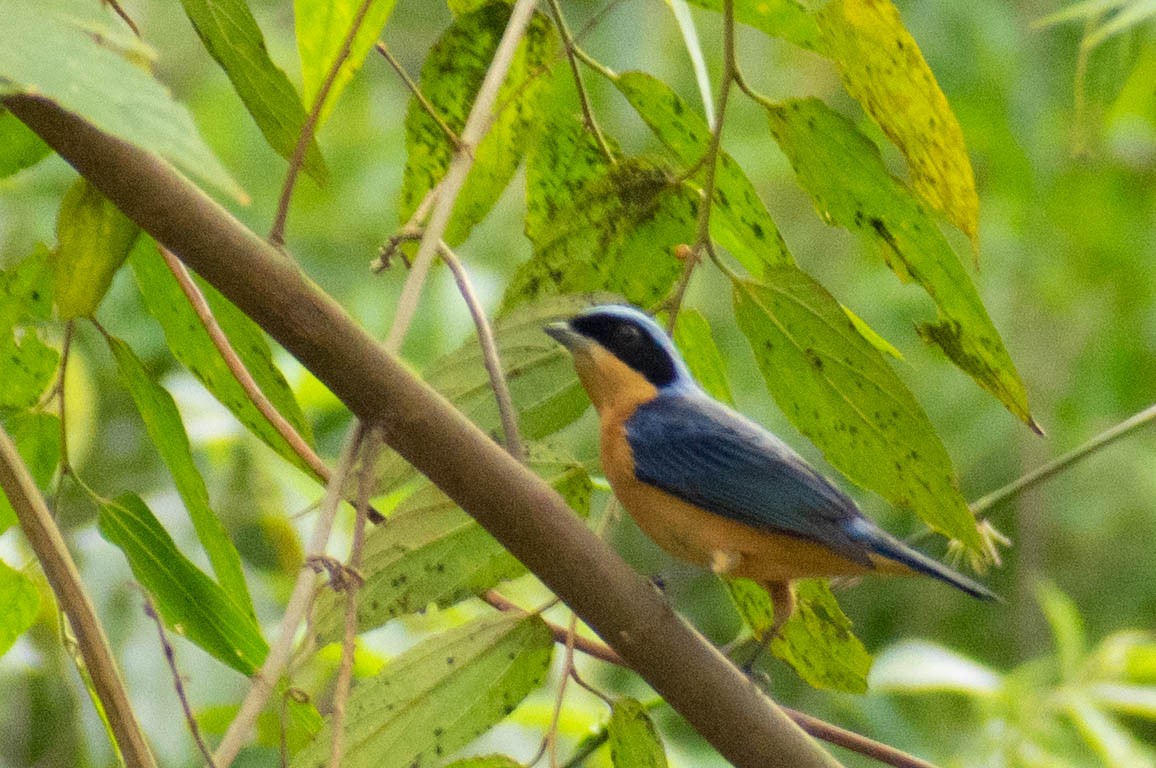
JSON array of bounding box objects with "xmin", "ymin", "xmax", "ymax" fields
[
  {"xmin": 0, "ymin": 0, "xmax": 1044, "ymax": 764},
  {"xmin": 871, "ymin": 583, "xmax": 1156, "ymax": 767}
]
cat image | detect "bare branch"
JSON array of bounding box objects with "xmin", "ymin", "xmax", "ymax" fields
[
  {"xmin": 270, "ymin": 0, "xmax": 377, "ymax": 245},
  {"xmin": 211, "ymin": 425, "xmax": 366, "ymax": 767},
  {"xmin": 385, "ymin": 0, "xmax": 539, "ymax": 352},
  {"xmin": 545, "ymin": 0, "xmax": 615, "ymax": 163},
  {"xmin": 438, "ymin": 242, "xmax": 524, "ymax": 461},
  {"xmin": 0, "ymin": 424, "xmax": 157, "ymax": 768}
]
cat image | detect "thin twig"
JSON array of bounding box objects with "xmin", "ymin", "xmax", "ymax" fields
[
  {"xmin": 372, "ymin": 189, "xmax": 435, "ymax": 273},
  {"xmin": 211, "ymin": 425, "xmax": 366, "ymax": 768},
  {"xmin": 159, "ymin": 247, "xmax": 385, "ymax": 523},
  {"xmin": 384, "ymin": 0, "xmax": 539, "ymax": 352},
  {"xmin": 548, "ymin": 614, "xmax": 582, "ymax": 767},
  {"xmin": 270, "ymin": 0, "xmax": 376, "ymax": 246},
  {"xmin": 971, "ymin": 400, "xmax": 1156, "ymax": 517},
  {"xmin": 158, "ymin": 248, "xmax": 327, "ymax": 482},
  {"xmin": 669, "ymin": 0, "xmax": 714, "ymax": 128},
  {"xmin": 375, "ymin": 42, "xmax": 460, "ymax": 147},
  {"xmin": 664, "ymin": 0, "xmax": 737, "ymax": 331},
  {"xmin": 438, "ymin": 242, "xmax": 524, "ymax": 461},
  {"xmin": 329, "ymin": 432, "xmax": 377, "ymax": 767},
  {"xmin": 545, "ymin": 0, "xmax": 615, "ymax": 163},
  {"xmin": 0, "ymin": 426, "xmax": 158, "ymax": 768},
  {"xmin": 102, "ymin": 0, "xmax": 141, "ymax": 37},
  {"xmin": 142, "ymin": 593, "xmax": 217, "ymax": 767}
]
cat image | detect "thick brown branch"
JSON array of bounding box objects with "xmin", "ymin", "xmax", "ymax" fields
[{"xmin": 6, "ymin": 94, "xmax": 840, "ymax": 768}]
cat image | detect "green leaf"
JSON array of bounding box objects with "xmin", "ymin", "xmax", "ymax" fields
[
  {"xmin": 1064, "ymin": 694, "xmax": 1156, "ymax": 768},
  {"xmin": 176, "ymin": 0, "xmax": 327, "ymax": 183},
  {"xmin": 295, "ymin": 0, "xmax": 399, "ymax": 126},
  {"xmin": 317, "ymin": 442, "xmax": 590, "ymax": 643},
  {"xmin": 727, "ymin": 579, "xmax": 871, "ymax": 693},
  {"xmin": 0, "ymin": 246, "xmax": 58, "ymax": 413},
  {"xmin": 130, "ymin": 245, "xmax": 316, "ymax": 477},
  {"xmin": 0, "ymin": 0, "xmax": 243, "ymax": 200},
  {"xmin": 608, "ymin": 698, "xmax": 668, "ymax": 768},
  {"xmin": 763, "ymin": 97, "xmax": 1034, "ymax": 429},
  {"xmin": 292, "ymin": 613, "xmax": 554, "ymax": 768},
  {"xmin": 400, "ymin": 4, "xmax": 557, "ymax": 245},
  {"xmin": 869, "ymin": 639, "xmax": 1002, "ymax": 695},
  {"xmin": 671, "ymin": 309, "xmax": 733, "ymax": 405},
  {"xmin": 613, "ymin": 70, "xmax": 792, "ymax": 274},
  {"xmin": 732, "ymin": 267, "xmax": 982, "ymax": 553},
  {"xmin": 98, "ymin": 493, "xmax": 268, "ymax": 675},
  {"xmin": 816, "ymin": 0, "xmax": 978, "ymax": 247},
  {"xmin": 1037, "ymin": 580, "xmax": 1087, "ymax": 679},
  {"xmin": 442, "ymin": 757, "xmax": 524, "ymax": 768},
  {"xmin": 0, "ymin": 412, "xmax": 61, "ymax": 534},
  {"xmin": 105, "ymin": 334, "xmax": 254, "ymax": 617},
  {"xmin": 684, "ymin": 0, "xmax": 824, "ymax": 52},
  {"xmin": 0, "ymin": 559, "xmax": 39, "ymax": 658},
  {"xmin": 52, "ymin": 178, "xmax": 139, "ymax": 319},
  {"xmin": 506, "ymin": 117, "xmax": 693, "ymax": 312},
  {"xmin": 373, "ymin": 294, "xmax": 611, "ymax": 493},
  {"xmin": 0, "ymin": 109, "xmax": 51, "ymax": 178}
]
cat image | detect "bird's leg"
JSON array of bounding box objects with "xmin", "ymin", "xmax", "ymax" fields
[{"xmin": 742, "ymin": 581, "xmax": 795, "ymax": 672}]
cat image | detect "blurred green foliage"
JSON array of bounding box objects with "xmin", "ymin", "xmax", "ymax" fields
[{"xmin": 1, "ymin": 0, "xmax": 1155, "ymax": 766}]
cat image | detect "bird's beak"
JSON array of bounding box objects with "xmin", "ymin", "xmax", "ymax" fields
[{"xmin": 544, "ymin": 321, "xmax": 586, "ymax": 351}]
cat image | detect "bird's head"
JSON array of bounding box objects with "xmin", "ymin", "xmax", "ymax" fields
[{"xmin": 545, "ymin": 304, "xmax": 696, "ymax": 412}]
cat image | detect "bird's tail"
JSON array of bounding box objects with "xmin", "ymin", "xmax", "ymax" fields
[{"xmin": 846, "ymin": 519, "xmax": 999, "ymax": 601}]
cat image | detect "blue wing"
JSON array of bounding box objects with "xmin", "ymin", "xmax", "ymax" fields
[{"xmin": 625, "ymin": 392, "xmax": 873, "ymax": 567}]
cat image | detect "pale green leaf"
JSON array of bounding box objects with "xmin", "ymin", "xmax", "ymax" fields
[
  {"xmin": 0, "ymin": 246, "xmax": 58, "ymax": 413},
  {"xmin": 296, "ymin": 0, "xmax": 399, "ymax": 126},
  {"xmin": 292, "ymin": 613, "xmax": 554, "ymax": 768},
  {"xmin": 106, "ymin": 334, "xmax": 254, "ymax": 617},
  {"xmin": 870, "ymin": 639, "xmax": 1002, "ymax": 695},
  {"xmin": 0, "ymin": 110, "xmax": 51, "ymax": 178},
  {"xmin": 130, "ymin": 245, "xmax": 316, "ymax": 477},
  {"xmin": 613, "ymin": 70, "xmax": 792, "ymax": 273},
  {"xmin": 1037, "ymin": 580, "xmax": 1087, "ymax": 679},
  {"xmin": 732, "ymin": 267, "xmax": 982, "ymax": 553},
  {"xmin": 0, "ymin": 560, "xmax": 39, "ymax": 658},
  {"xmin": 400, "ymin": 4, "xmax": 557, "ymax": 245},
  {"xmin": 684, "ymin": 0, "xmax": 825, "ymax": 52},
  {"xmin": 609, "ymin": 698, "xmax": 668, "ymax": 768},
  {"xmin": 671, "ymin": 309, "xmax": 734, "ymax": 405},
  {"xmin": 442, "ymin": 757, "xmax": 524, "ymax": 768},
  {"xmin": 0, "ymin": 412, "xmax": 61, "ymax": 534},
  {"xmin": 728, "ymin": 578, "xmax": 871, "ymax": 693},
  {"xmin": 53, "ymin": 178, "xmax": 139, "ymax": 319},
  {"xmin": 817, "ymin": 0, "xmax": 978, "ymax": 246},
  {"xmin": 319, "ymin": 443, "xmax": 590, "ymax": 643},
  {"xmin": 764, "ymin": 97, "xmax": 1035, "ymax": 429},
  {"xmin": 1065, "ymin": 695, "xmax": 1156, "ymax": 768},
  {"xmin": 98, "ymin": 493, "xmax": 268, "ymax": 675},
  {"xmin": 1090, "ymin": 683, "xmax": 1156, "ymax": 720},
  {"xmin": 0, "ymin": 0, "xmax": 243, "ymax": 199},
  {"xmin": 177, "ymin": 0, "xmax": 327, "ymax": 182},
  {"xmin": 507, "ymin": 116, "xmax": 692, "ymax": 312},
  {"xmin": 373, "ymin": 294, "xmax": 613, "ymax": 493}
]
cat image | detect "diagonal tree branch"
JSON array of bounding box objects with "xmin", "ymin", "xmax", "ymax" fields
[
  {"xmin": 6, "ymin": 94, "xmax": 841, "ymax": 768},
  {"xmin": 0, "ymin": 425, "xmax": 158, "ymax": 768}
]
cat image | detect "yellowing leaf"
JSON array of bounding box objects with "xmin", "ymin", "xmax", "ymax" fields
[
  {"xmin": 727, "ymin": 578, "xmax": 871, "ymax": 693},
  {"xmin": 732, "ymin": 267, "xmax": 982, "ymax": 553},
  {"xmin": 764, "ymin": 98, "xmax": 1035, "ymax": 429},
  {"xmin": 53, "ymin": 179, "xmax": 139, "ymax": 319},
  {"xmin": 295, "ymin": 0, "xmax": 399, "ymax": 125},
  {"xmin": 817, "ymin": 0, "xmax": 978, "ymax": 247}
]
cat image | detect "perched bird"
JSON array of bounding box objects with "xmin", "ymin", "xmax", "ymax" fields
[{"xmin": 545, "ymin": 303, "xmax": 995, "ymax": 639}]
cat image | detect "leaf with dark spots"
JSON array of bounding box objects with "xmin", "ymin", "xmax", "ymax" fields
[
  {"xmin": 762, "ymin": 97, "xmax": 1034, "ymax": 428},
  {"xmin": 292, "ymin": 613, "xmax": 553, "ymax": 768},
  {"xmin": 732, "ymin": 266, "xmax": 983, "ymax": 554}
]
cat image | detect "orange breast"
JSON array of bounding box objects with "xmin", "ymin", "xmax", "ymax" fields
[{"xmin": 600, "ymin": 416, "xmax": 903, "ymax": 583}]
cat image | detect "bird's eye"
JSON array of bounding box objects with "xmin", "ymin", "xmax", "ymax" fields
[{"xmin": 614, "ymin": 323, "xmax": 643, "ymax": 347}]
